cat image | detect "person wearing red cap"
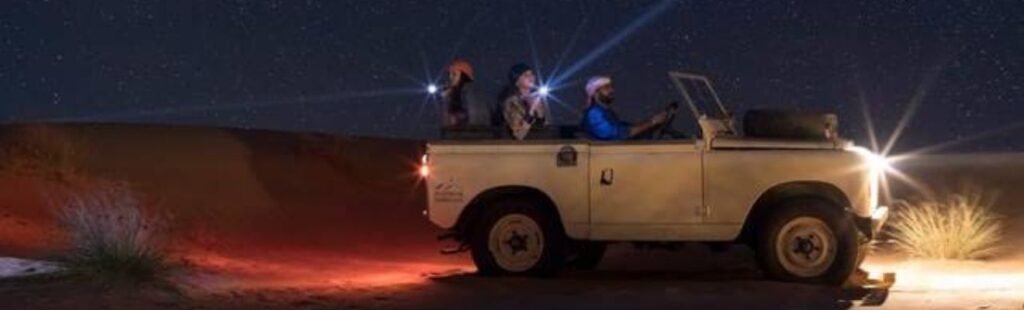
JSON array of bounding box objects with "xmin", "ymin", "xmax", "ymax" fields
[
  {"xmin": 498, "ymin": 63, "xmax": 549, "ymax": 140},
  {"xmin": 442, "ymin": 59, "xmax": 488, "ymax": 128}
]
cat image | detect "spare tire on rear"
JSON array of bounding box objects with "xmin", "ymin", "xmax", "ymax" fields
[{"xmin": 743, "ymin": 109, "xmax": 838, "ymax": 140}]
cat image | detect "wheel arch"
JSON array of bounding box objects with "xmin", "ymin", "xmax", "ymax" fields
[
  {"xmin": 453, "ymin": 185, "xmax": 565, "ymax": 241},
  {"xmin": 738, "ymin": 181, "xmax": 853, "ymax": 243}
]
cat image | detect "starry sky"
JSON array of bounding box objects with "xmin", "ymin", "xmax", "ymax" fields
[{"xmin": 1, "ymin": 0, "xmax": 1021, "ymax": 153}]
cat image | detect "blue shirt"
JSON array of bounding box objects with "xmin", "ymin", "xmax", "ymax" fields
[{"xmin": 583, "ymin": 102, "xmax": 631, "ymax": 140}]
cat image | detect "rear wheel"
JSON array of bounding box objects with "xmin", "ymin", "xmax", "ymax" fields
[
  {"xmin": 470, "ymin": 198, "xmax": 565, "ymax": 276},
  {"xmin": 756, "ymin": 198, "xmax": 859, "ymax": 285}
]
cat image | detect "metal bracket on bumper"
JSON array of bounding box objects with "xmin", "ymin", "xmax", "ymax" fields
[
  {"xmin": 870, "ymin": 206, "xmax": 889, "ymax": 235},
  {"xmin": 854, "ymin": 206, "xmax": 890, "ymax": 239},
  {"xmin": 438, "ymin": 231, "xmax": 469, "ymax": 255}
]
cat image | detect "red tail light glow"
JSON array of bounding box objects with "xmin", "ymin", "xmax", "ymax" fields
[{"xmin": 418, "ymin": 154, "xmax": 430, "ymax": 177}]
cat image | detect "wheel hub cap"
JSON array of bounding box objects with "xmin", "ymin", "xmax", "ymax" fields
[
  {"xmin": 505, "ymin": 231, "xmax": 530, "ymax": 254},
  {"xmin": 775, "ymin": 216, "xmax": 837, "ymax": 278},
  {"xmin": 488, "ymin": 214, "xmax": 544, "ymax": 272},
  {"xmin": 793, "ymin": 234, "xmax": 823, "ymax": 260}
]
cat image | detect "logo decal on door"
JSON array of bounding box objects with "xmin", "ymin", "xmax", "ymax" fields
[{"xmin": 433, "ymin": 179, "xmax": 464, "ymax": 203}]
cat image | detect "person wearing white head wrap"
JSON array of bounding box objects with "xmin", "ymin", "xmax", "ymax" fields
[
  {"xmin": 585, "ymin": 76, "xmax": 612, "ymax": 102},
  {"xmin": 581, "ymin": 75, "xmax": 671, "ymax": 140}
]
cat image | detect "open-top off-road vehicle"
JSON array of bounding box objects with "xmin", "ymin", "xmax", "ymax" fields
[{"xmin": 420, "ymin": 72, "xmax": 889, "ymax": 285}]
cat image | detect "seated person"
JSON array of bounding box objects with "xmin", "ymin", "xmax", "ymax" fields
[
  {"xmin": 441, "ymin": 58, "xmax": 490, "ymax": 128},
  {"xmin": 499, "ymin": 63, "xmax": 550, "ymax": 140},
  {"xmin": 581, "ymin": 76, "xmax": 674, "ymax": 141}
]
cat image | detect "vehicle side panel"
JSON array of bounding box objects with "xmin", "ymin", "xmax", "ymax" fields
[
  {"xmin": 588, "ymin": 142, "xmax": 705, "ymax": 240},
  {"xmin": 425, "ymin": 143, "xmax": 592, "ymax": 239},
  {"xmin": 703, "ymin": 150, "xmax": 875, "ymax": 239}
]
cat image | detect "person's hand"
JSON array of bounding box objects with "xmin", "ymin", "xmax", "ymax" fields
[
  {"xmin": 650, "ymin": 110, "xmax": 670, "ymax": 125},
  {"xmin": 528, "ymin": 98, "xmax": 544, "ymax": 117}
]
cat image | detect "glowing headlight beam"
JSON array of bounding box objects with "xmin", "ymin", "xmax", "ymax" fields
[
  {"xmin": 857, "ymin": 85, "xmax": 881, "ymax": 153},
  {"xmin": 880, "ymin": 66, "xmax": 944, "ymax": 156},
  {"xmin": 879, "ymin": 173, "xmax": 894, "ymax": 206},
  {"xmin": 848, "ymin": 146, "xmax": 892, "ymax": 173},
  {"xmin": 902, "ymin": 119, "xmax": 1024, "ymax": 158},
  {"xmin": 867, "ymin": 152, "xmax": 893, "ymax": 173},
  {"xmin": 886, "ymin": 166, "xmax": 935, "ymax": 200}
]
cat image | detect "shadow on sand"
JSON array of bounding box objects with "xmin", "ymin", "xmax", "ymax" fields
[{"xmin": 421, "ymin": 268, "xmax": 886, "ymax": 309}]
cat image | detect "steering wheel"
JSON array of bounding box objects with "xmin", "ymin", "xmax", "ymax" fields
[{"xmin": 652, "ymin": 102, "xmax": 681, "ymax": 140}]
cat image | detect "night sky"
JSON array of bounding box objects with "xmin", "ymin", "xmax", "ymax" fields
[{"xmin": 1, "ymin": 1, "xmax": 1021, "ymax": 153}]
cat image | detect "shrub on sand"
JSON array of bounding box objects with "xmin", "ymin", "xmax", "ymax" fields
[
  {"xmin": 888, "ymin": 187, "xmax": 1003, "ymax": 260},
  {"xmin": 52, "ymin": 181, "xmax": 171, "ymax": 281}
]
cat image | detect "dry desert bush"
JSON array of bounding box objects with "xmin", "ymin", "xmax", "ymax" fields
[
  {"xmin": 888, "ymin": 186, "xmax": 1003, "ymax": 260},
  {"xmin": 51, "ymin": 180, "xmax": 172, "ymax": 281}
]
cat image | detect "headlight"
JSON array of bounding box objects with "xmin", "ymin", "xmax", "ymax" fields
[
  {"xmin": 866, "ymin": 152, "xmax": 892, "ymax": 173},
  {"xmin": 847, "ymin": 146, "xmax": 891, "ymax": 173},
  {"xmin": 847, "ymin": 146, "xmax": 889, "ymax": 211}
]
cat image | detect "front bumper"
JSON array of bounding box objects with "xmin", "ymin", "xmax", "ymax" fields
[{"xmin": 854, "ymin": 206, "xmax": 889, "ymax": 239}]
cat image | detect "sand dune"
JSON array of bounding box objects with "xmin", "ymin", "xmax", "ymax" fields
[
  {"xmin": 1, "ymin": 123, "xmax": 1022, "ymax": 264},
  {"xmin": 0, "ymin": 123, "xmax": 446, "ymax": 263},
  {"xmin": 0, "ymin": 124, "xmax": 1021, "ymax": 308}
]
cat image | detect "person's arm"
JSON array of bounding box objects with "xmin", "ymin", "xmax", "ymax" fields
[
  {"xmin": 627, "ymin": 110, "xmax": 670, "ymax": 138},
  {"xmin": 586, "ymin": 107, "xmax": 630, "ymax": 140},
  {"xmin": 504, "ymin": 98, "xmax": 532, "ymax": 140},
  {"xmin": 628, "ymin": 120, "xmax": 660, "ymax": 138},
  {"xmin": 525, "ymin": 96, "xmax": 548, "ymax": 125}
]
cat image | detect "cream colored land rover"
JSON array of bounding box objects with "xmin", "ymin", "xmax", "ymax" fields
[{"xmin": 420, "ymin": 72, "xmax": 889, "ymax": 285}]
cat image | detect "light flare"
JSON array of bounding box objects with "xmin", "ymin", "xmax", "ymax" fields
[
  {"xmin": 537, "ymin": 85, "xmax": 551, "ymax": 97},
  {"xmin": 550, "ymin": 0, "xmax": 675, "ymax": 86},
  {"xmin": 418, "ymin": 154, "xmax": 430, "ymax": 178},
  {"xmin": 847, "ymin": 146, "xmax": 893, "ymax": 175},
  {"xmin": 857, "ymin": 85, "xmax": 880, "ymax": 153}
]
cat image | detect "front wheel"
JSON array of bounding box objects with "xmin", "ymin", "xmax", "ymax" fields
[
  {"xmin": 756, "ymin": 198, "xmax": 860, "ymax": 285},
  {"xmin": 470, "ymin": 198, "xmax": 565, "ymax": 276}
]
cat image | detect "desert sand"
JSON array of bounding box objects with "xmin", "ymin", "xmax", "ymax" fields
[{"xmin": 0, "ymin": 123, "xmax": 1020, "ymax": 309}]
